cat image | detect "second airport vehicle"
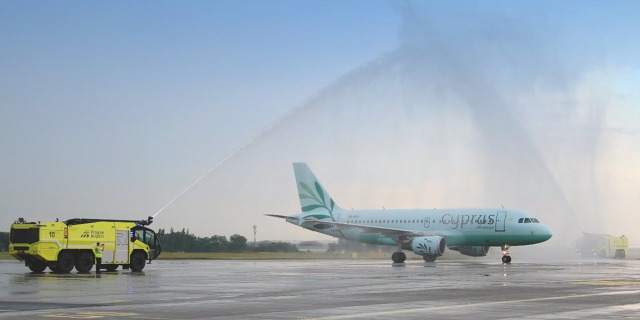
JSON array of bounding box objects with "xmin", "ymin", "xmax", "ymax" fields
[{"xmin": 268, "ymin": 163, "xmax": 553, "ymax": 263}]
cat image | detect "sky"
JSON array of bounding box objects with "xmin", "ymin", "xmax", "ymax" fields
[{"xmin": 1, "ymin": 1, "xmax": 639, "ymax": 252}]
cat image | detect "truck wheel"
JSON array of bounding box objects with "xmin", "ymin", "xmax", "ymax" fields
[
  {"xmin": 600, "ymin": 249, "xmax": 607, "ymax": 258},
  {"xmin": 55, "ymin": 251, "xmax": 75, "ymax": 273},
  {"xmin": 75, "ymin": 252, "xmax": 94, "ymax": 272},
  {"xmin": 48, "ymin": 262, "xmax": 59, "ymax": 273},
  {"xmin": 105, "ymin": 265, "xmax": 119, "ymax": 272},
  {"xmin": 28, "ymin": 260, "xmax": 47, "ymax": 273},
  {"xmin": 130, "ymin": 251, "xmax": 146, "ymax": 272}
]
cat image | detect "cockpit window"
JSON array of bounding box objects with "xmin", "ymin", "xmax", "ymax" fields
[
  {"xmin": 518, "ymin": 218, "xmax": 524, "ymax": 223},
  {"xmin": 524, "ymin": 218, "xmax": 531, "ymax": 223},
  {"xmin": 531, "ymin": 218, "xmax": 539, "ymax": 223}
]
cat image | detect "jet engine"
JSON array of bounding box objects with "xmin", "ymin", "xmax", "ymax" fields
[
  {"xmin": 407, "ymin": 236, "xmax": 446, "ymax": 256},
  {"xmin": 452, "ymin": 246, "xmax": 490, "ymax": 257}
]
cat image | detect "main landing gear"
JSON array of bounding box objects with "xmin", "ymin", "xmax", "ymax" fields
[
  {"xmin": 501, "ymin": 245, "xmax": 512, "ymax": 264},
  {"xmin": 422, "ymin": 255, "xmax": 437, "ymax": 262},
  {"xmin": 391, "ymin": 251, "xmax": 438, "ymax": 263},
  {"xmin": 392, "ymin": 251, "xmax": 406, "ymax": 263}
]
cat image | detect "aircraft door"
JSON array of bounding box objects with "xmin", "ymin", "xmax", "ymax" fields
[
  {"xmin": 495, "ymin": 211, "xmax": 507, "ymax": 232},
  {"xmin": 423, "ymin": 217, "xmax": 431, "ymax": 229}
]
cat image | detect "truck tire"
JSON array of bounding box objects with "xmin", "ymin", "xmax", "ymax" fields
[
  {"xmin": 55, "ymin": 251, "xmax": 75, "ymax": 273},
  {"xmin": 600, "ymin": 249, "xmax": 607, "ymax": 258},
  {"xmin": 130, "ymin": 251, "xmax": 146, "ymax": 272},
  {"xmin": 105, "ymin": 265, "xmax": 119, "ymax": 272},
  {"xmin": 28, "ymin": 260, "xmax": 47, "ymax": 273},
  {"xmin": 48, "ymin": 262, "xmax": 59, "ymax": 273},
  {"xmin": 75, "ymin": 252, "xmax": 94, "ymax": 272}
]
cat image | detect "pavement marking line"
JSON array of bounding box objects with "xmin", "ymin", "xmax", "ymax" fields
[
  {"xmin": 571, "ymin": 280, "xmax": 640, "ymax": 286},
  {"xmin": 44, "ymin": 311, "xmax": 139, "ymax": 319},
  {"xmin": 44, "ymin": 315, "xmax": 102, "ymax": 319},
  {"xmin": 310, "ymin": 289, "xmax": 640, "ymax": 320},
  {"xmin": 521, "ymin": 302, "xmax": 640, "ymax": 319}
]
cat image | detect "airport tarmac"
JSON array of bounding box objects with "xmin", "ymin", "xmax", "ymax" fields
[{"xmin": 1, "ymin": 258, "xmax": 640, "ymax": 319}]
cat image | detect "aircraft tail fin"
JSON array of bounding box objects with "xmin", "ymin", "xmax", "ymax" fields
[{"xmin": 293, "ymin": 163, "xmax": 342, "ymax": 221}]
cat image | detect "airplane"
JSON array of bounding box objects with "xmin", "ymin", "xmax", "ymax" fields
[{"xmin": 267, "ymin": 163, "xmax": 553, "ymax": 263}]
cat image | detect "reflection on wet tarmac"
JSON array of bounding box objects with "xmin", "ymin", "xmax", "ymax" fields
[{"xmin": 2, "ymin": 259, "xmax": 640, "ymax": 319}]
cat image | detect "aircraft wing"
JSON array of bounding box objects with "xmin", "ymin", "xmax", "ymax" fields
[{"xmin": 301, "ymin": 218, "xmax": 440, "ymax": 242}]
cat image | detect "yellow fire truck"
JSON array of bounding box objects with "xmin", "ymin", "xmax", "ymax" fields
[
  {"xmin": 9, "ymin": 217, "xmax": 161, "ymax": 273},
  {"xmin": 575, "ymin": 233, "xmax": 628, "ymax": 259}
]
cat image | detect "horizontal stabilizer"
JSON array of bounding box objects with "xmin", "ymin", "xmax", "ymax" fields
[
  {"xmin": 265, "ymin": 214, "xmax": 299, "ymax": 224},
  {"xmin": 265, "ymin": 214, "xmax": 289, "ymax": 219}
]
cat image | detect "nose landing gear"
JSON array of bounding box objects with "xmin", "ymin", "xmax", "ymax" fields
[{"xmin": 501, "ymin": 245, "xmax": 512, "ymax": 263}]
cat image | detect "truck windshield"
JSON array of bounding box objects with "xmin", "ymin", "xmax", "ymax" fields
[{"xmin": 131, "ymin": 227, "xmax": 162, "ymax": 260}]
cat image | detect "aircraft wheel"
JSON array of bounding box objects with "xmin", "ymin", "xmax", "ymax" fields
[
  {"xmin": 75, "ymin": 251, "xmax": 94, "ymax": 273},
  {"xmin": 28, "ymin": 260, "xmax": 47, "ymax": 273},
  {"xmin": 501, "ymin": 255, "xmax": 511, "ymax": 264},
  {"xmin": 423, "ymin": 255, "xmax": 437, "ymax": 262},
  {"xmin": 56, "ymin": 251, "xmax": 75, "ymax": 273},
  {"xmin": 392, "ymin": 252, "xmax": 406, "ymax": 263},
  {"xmin": 130, "ymin": 251, "xmax": 146, "ymax": 272}
]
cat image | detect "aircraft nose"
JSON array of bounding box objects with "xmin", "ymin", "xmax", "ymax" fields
[{"xmin": 540, "ymin": 224, "xmax": 553, "ymax": 241}]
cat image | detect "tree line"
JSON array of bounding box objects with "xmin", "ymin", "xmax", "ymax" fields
[
  {"xmin": 157, "ymin": 228, "xmax": 297, "ymax": 252},
  {"xmin": 0, "ymin": 230, "xmax": 297, "ymax": 253}
]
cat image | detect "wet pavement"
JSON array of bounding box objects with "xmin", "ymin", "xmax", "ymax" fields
[{"xmin": 1, "ymin": 258, "xmax": 640, "ymax": 319}]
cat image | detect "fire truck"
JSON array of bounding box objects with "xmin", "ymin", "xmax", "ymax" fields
[
  {"xmin": 575, "ymin": 233, "xmax": 628, "ymax": 259},
  {"xmin": 9, "ymin": 217, "xmax": 161, "ymax": 273}
]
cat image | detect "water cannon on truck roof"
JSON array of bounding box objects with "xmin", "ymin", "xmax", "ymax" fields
[{"xmin": 9, "ymin": 216, "xmax": 161, "ymax": 273}]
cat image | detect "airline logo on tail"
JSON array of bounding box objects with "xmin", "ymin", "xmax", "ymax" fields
[{"xmin": 294, "ymin": 163, "xmax": 340, "ymax": 222}]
